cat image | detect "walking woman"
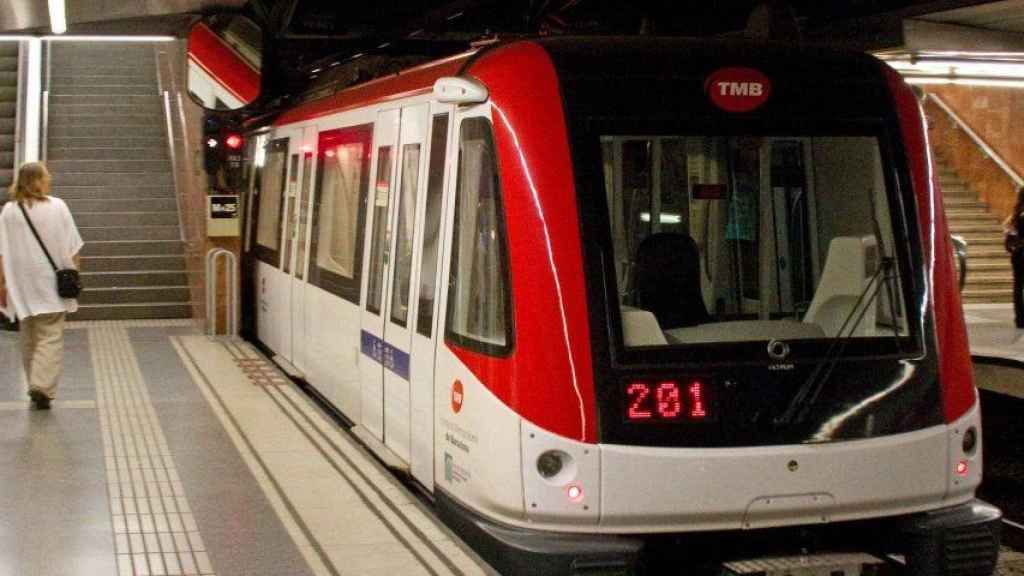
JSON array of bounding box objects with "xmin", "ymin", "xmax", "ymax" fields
[
  {"xmin": 1007, "ymin": 186, "xmax": 1024, "ymax": 328},
  {"xmin": 0, "ymin": 162, "xmax": 83, "ymax": 409}
]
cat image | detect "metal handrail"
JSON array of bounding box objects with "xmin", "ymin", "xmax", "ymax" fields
[
  {"xmin": 205, "ymin": 248, "xmax": 239, "ymax": 336},
  {"xmin": 925, "ymin": 93, "xmax": 1024, "ymax": 188}
]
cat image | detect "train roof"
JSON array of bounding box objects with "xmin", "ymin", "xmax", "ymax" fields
[{"xmin": 272, "ymin": 36, "xmax": 885, "ymax": 127}]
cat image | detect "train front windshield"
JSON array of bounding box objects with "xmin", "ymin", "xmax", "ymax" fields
[{"xmin": 596, "ymin": 133, "xmax": 917, "ymax": 357}]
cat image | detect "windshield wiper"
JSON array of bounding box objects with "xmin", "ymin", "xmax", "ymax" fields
[{"xmin": 774, "ymin": 257, "xmax": 897, "ymax": 427}]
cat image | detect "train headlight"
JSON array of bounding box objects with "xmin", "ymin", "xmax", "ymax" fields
[
  {"xmin": 962, "ymin": 427, "xmax": 977, "ymax": 455},
  {"xmin": 537, "ymin": 451, "xmax": 565, "ymax": 479}
]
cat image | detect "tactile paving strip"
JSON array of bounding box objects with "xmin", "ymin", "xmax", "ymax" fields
[
  {"xmin": 235, "ymin": 357, "xmax": 289, "ymax": 387},
  {"xmin": 90, "ymin": 324, "xmax": 217, "ymax": 576}
]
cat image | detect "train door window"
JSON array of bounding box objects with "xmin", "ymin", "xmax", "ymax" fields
[
  {"xmin": 389, "ymin": 144, "xmax": 422, "ymax": 327},
  {"xmin": 282, "ymin": 152, "xmax": 300, "ymax": 274},
  {"xmin": 244, "ymin": 132, "xmax": 268, "ymax": 253},
  {"xmin": 254, "ymin": 138, "xmax": 289, "ymax": 266},
  {"xmin": 296, "ymin": 151, "xmax": 314, "ymax": 280},
  {"xmin": 366, "ymin": 146, "xmax": 395, "ymax": 315},
  {"xmin": 308, "ymin": 124, "xmax": 372, "ymax": 303},
  {"xmin": 416, "ymin": 114, "xmax": 449, "ymax": 338},
  {"xmin": 445, "ymin": 117, "xmax": 512, "ymax": 354}
]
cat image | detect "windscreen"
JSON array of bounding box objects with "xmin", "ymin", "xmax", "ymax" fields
[{"xmin": 601, "ymin": 134, "xmax": 911, "ymax": 352}]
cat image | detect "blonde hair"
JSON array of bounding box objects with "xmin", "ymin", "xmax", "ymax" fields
[{"xmin": 8, "ymin": 162, "xmax": 51, "ymax": 205}]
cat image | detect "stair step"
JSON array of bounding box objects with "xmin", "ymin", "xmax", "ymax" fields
[
  {"xmin": 80, "ymin": 226, "xmax": 180, "ymax": 241},
  {"xmin": 0, "ymin": 44, "xmax": 17, "ymax": 58},
  {"xmin": 81, "ymin": 255, "xmax": 185, "ymax": 272},
  {"xmin": 946, "ymin": 207, "xmax": 993, "ymax": 218},
  {"xmin": 51, "ymin": 94, "xmax": 161, "ymax": 107},
  {"xmin": 0, "ymin": 135, "xmax": 13, "ymax": 152},
  {"xmin": 75, "ymin": 211, "xmax": 179, "ymax": 227},
  {"xmin": 0, "ymin": 56, "xmax": 17, "ymax": 72},
  {"xmin": 0, "ymin": 101, "xmax": 14, "ymax": 118},
  {"xmin": 66, "ymin": 198, "xmax": 177, "ymax": 212},
  {"xmin": 0, "ymin": 118, "xmax": 13, "ymax": 132},
  {"xmin": 48, "ymin": 124, "xmax": 164, "ymax": 138},
  {"xmin": 48, "ymin": 136, "xmax": 167, "ymax": 150},
  {"xmin": 80, "ymin": 240, "xmax": 185, "ymax": 257},
  {"xmin": 49, "ymin": 114, "xmax": 165, "ymax": 127},
  {"xmin": 955, "ymin": 232, "xmax": 1005, "ymax": 245},
  {"xmin": 82, "ymin": 270, "xmax": 187, "ymax": 288},
  {"xmin": 966, "ymin": 247, "xmax": 1011, "ymax": 258},
  {"xmin": 51, "ymin": 103, "xmax": 164, "ymax": 116},
  {"xmin": 78, "ymin": 286, "xmax": 190, "ymax": 305},
  {"xmin": 51, "ymin": 172, "xmax": 172, "ymax": 186},
  {"xmin": 69, "ymin": 303, "xmax": 192, "ymax": 321},
  {"xmin": 52, "ymin": 185, "xmax": 175, "ymax": 200},
  {"xmin": 47, "ymin": 160, "xmax": 171, "ymax": 173},
  {"xmin": 947, "ymin": 223, "xmax": 1006, "ymax": 233},
  {"xmin": 50, "ymin": 85, "xmax": 159, "ymax": 96},
  {"xmin": 0, "ymin": 87, "xmax": 15, "ymax": 101},
  {"xmin": 48, "ymin": 74, "xmax": 157, "ymax": 87},
  {"xmin": 49, "ymin": 147, "xmax": 169, "ymax": 161},
  {"xmin": 967, "ymin": 260, "xmax": 1015, "ymax": 272}
]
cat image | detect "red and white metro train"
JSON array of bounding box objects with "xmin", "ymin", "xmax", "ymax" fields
[{"xmin": 238, "ymin": 37, "xmax": 1001, "ymax": 575}]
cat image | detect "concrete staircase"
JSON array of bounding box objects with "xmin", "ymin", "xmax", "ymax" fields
[
  {"xmin": 0, "ymin": 42, "xmax": 17, "ymax": 192},
  {"xmin": 938, "ymin": 159, "xmax": 1014, "ymax": 304},
  {"xmin": 47, "ymin": 42, "xmax": 190, "ymax": 320}
]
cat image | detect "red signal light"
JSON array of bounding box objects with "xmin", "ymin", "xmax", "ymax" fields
[{"xmin": 225, "ymin": 134, "xmax": 243, "ymax": 150}]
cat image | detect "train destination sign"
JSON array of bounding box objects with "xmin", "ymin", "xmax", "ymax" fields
[{"xmin": 625, "ymin": 379, "xmax": 710, "ymax": 422}]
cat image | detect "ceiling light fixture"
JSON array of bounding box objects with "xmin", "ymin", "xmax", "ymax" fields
[{"xmin": 47, "ymin": 0, "xmax": 67, "ymax": 35}]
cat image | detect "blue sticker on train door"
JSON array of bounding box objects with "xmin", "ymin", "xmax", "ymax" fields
[{"xmin": 360, "ymin": 330, "xmax": 410, "ymax": 381}]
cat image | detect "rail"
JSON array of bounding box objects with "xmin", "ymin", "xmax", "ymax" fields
[
  {"xmin": 925, "ymin": 93, "xmax": 1024, "ymax": 189},
  {"xmin": 205, "ymin": 248, "xmax": 239, "ymax": 336}
]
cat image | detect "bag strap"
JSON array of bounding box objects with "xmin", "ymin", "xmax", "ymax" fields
[{"xmin": 17, "ymin": 202, "xmax": 58, "ymax": 272}]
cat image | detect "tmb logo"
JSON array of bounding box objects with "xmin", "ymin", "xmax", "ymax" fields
[{"xmin": 706, "ymin": 67, "xmax": 772, "ymax": 113}]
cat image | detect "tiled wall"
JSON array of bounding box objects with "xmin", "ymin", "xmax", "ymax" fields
[
  {"xmin": 160, "ymin": 41, "xmax": 240, "ymax": 334},
  {"xmin": 925, "ymin": 86, "xmax": 1023, "ymax": 221}
]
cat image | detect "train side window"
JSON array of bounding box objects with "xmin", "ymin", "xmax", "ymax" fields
[
  {"xmin": 282, "ymin": 152, "xmax": 300, "ymax": 274},
  {"xmin": 389, "ymin": 143, "xmax": 422, "ymax": 327},
  {"xmin": 416, "ymin": 113, "xmax": 449, "ymax": 338},
  {"xmin": 296, "ymin": 151, "xmax": 314, "ymax": 280},
  {"xmin": 445, "ymin": 117, "xmax": 512, "ymax": 355},
  {"xmin": 366, "ymin": 146, "xmax": 395, "ymax": 315},
  {"xmin": 308, "ymin": 124, "xmax": 372, "ymax": 304},
  {"xmin": 254, "ymin": 138, "xmax": 289, "ymax": 266}
]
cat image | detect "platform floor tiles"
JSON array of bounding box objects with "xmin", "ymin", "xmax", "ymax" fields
[{"xmin": 0, "ymin": 320, "xmax": 494, "ymax": 576}]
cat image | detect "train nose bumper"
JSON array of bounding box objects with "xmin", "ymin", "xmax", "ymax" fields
[{"xmin": 901, "ymin": 499, "xmax": 1002, "ymax": 576}]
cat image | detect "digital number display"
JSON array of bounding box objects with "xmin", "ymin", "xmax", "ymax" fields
[{"xmin": 625, "ymin": 380, "xmax": 710, "ymax": 422}]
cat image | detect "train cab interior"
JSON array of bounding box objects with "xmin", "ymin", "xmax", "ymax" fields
[{"xmin": 602, "ymin": 135, "xmax": 912, "ymax": 348}]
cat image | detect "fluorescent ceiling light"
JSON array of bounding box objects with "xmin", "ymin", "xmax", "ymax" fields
[
  {"xmin": 48, "ymin": 0, "xmax": 66, "ymax": 35},
  {"xmin": 44, "ymin": 35, "xmax": 176, "ymax": 42},
  {"xmin": 904, "ymin": 76, "xmax": 1024, "ymax": 89}
]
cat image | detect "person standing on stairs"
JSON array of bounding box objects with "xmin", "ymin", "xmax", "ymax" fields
[
  {"xmin": 0, "ymin": 162, "xmax": 83, "ymax": 409},
  {"xmin": 1005, "ymin": 186, "xmax": 1024, "ymax": 329}
]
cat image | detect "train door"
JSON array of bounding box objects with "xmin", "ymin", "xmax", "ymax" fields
[
  {"xmin": 359, "ymin": 108, "xmax": 400, "ymax": 442},
  {"xmin": 253, "ymin": 136, "xmax": 290, "ymax": 353},
  {"xmin": 380, "ymin": 102, "xmax": 429, "ymax": 466},
  {"xmin": 408, "ymin": 105, "xmax": 452, "ymax": 490},
  {"xmin": 285, "ymin": 127, "xmax": 318, "ymax": 374}
]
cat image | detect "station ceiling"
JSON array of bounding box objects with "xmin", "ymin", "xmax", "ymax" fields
[{"xmin": 4, "ymin": 0, "xmax": 1024, "ymax": 82}]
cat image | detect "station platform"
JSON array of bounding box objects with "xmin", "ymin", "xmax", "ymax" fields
[
  {"xmin": 965, "ymin": 304, "xmax": 1024, "ymax": 366},
  {"xmin": 0, "ymin": 320, "xmax": 494, "ymax": 576}
]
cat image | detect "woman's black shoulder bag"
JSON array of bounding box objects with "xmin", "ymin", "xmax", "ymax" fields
[{"xmin": 18, "ymin": 203, "xmax": 82, "ymax": 299}]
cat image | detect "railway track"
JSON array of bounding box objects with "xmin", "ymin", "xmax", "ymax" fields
[{"xmin": 976, "ymin": 363, "xmax": 1024, "ymax": 573}]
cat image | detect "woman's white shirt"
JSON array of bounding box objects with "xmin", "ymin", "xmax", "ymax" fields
[{"xmin": 0, "ymin": 197, "xmax": 84, "ymax": 320}]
